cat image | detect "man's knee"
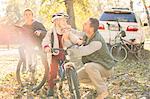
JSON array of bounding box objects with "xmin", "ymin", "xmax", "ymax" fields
[{"xmin": 84, "ymin": 62, "xmax": 96, "ymax": 73}]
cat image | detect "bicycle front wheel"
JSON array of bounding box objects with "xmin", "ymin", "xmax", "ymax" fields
[
  {"xmin": 66, "ymin": 67, "xmax": 80, "ymax": 99},
  {"xmin": 16, "ymin": 56, "xmax": 49, "ymax": 92},
  {"xmin": 110, "ymin": 44, "xmax": 128, "ymax": 62}
]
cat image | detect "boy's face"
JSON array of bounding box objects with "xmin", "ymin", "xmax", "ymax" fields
[
  {"xmin": 24, "ymin": 11, "xmax": 33, "ymax": 22},
  {"xmin": 54, "ymin": 18, "xmax": 68, "ymax": 28}
]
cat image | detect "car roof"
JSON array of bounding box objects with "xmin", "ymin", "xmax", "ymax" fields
[{"xmin": 104, "ymin": 8, "xmax": 133, "ymax": 13}]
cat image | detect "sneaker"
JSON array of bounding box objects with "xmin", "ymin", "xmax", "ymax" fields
[
  {"xmin": 47, "ymin": 89, "xmax": 54, "ymax": 97},
  {"xmin": 96, "ymin": 91, "xmax": 108, "ymax": 99}
]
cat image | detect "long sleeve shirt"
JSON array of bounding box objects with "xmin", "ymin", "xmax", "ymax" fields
[{"xmin": 68, "ymin": 41, "xmax": 102, "ymax": 58}]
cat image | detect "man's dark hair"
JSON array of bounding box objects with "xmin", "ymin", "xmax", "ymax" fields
[
  {"xmin": 24, "ymin": 9, "xmax": 33, "ymax": 15},
  {"xmin": 89, "ymin": 18, "xmax": 99, "ymax": 33}
]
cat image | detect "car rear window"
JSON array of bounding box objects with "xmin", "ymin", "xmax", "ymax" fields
[{"xmin": 100, "ymin": 12, "xmax": 137, "ymax": 22}]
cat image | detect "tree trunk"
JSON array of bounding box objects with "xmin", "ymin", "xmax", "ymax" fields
[
  {"xmin": 141, "ymin": 0, "xmax": 150, "ymax": 27},
  {"xmin": 64, "ymin": 0, "xmax": 76, "ymax": 29}
]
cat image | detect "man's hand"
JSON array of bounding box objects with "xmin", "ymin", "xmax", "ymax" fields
[
  {"xmin": 61, "ymin": 25, "xmax": 71, "ymax": 33},
  {"xmin": 63, "ymin": 32, "xmax": 70, "ymax": 41},
  {"xmin": 65, "ymin": 25, "xmax": 71, "ymax": 30},
  {"xmin": 34, "ymin": 30, "xmax": 41, "ymax": 36},
  {"xmin": 62, "ymin": 25, "xmax": 72, "ymax": 41},
  {"xmin": 44, "ymin": 46, "xmax": 51, "ymax": 53},
  {"xmin": 76, "ymin": 39, "xmax": 83, "ymax": 45}
]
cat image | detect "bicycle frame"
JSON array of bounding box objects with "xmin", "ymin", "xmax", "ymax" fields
[
  {"xmin": 110, "ymin": 19, "xmax": 145, "ymax": 62},
  {"xmin": 112, "ymin": 19, "xmax": 142, "ymax": 54},
  {"xmin": 118, "ymin": 37, "xmax": 142, "ymax": 54},
  {"xmin": 16, "ymin": 45, "xmax": 49, "ymax": 92},
  {"xmin": 52, "ymin": 48, "xmax": 75, "ymax": 81},
  {"xmin": 58, "ymin": 60, "xmax": 66, "ymax": 80},
  {"xmin": 52, "ymin": 47, "xmax": 80, "ymax": 99}
]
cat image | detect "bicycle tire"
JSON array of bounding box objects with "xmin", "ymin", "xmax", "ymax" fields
[
  {"xmin": 16, "ymin": 59, "xmax": 23, "ymax": 86},
  {"xmin": 135, "ymin": 47, "xmax": 145, "ymax": 61},
  {"xmin": 66, "ymin": 67, "xmax": 80, "ymax": 99},
  {"xmin": 16, "ymin": 57, "xmax": 49, "ymax": 92},
  {"xmin": 110, "ymin": 44, "xmax": 128, "ymax": 62},
  {"xmin": 31, "ymin": 60, "xmax": 49, "ymax": 92}
]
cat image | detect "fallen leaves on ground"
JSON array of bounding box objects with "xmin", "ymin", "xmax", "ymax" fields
[{"xmin": 0, "ymin": 50, "xmax": 150, "ymax": 99}]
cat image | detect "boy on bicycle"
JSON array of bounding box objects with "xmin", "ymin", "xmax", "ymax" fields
[{"xmin": 42, "ymin": 12, "xmax": 83, "ymax": 97}]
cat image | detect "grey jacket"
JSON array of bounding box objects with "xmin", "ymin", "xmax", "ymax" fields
[{"xmin": 42, "ymin": 26, "xmax": 83, "ymax": 49}]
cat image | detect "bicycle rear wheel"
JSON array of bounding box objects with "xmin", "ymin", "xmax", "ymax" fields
[
  {"xmin": 135, "ymin": 47, "xmax": 146, "ymax": 61},
  {"xmin": 110, "ymin": 44, "xmax": 128, "ymax": 62},
  {"xmin": 16, "ymin": 56, "xmax": 49, "ymax": 92},
  {"xmin": 66, "ymin": 67, "xmax": 80, "ymax": 99}
]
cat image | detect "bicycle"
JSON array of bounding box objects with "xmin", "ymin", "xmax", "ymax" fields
[
  {"xmin": 15, "ymin": 25, "xmax": 49, "ymax": 92},
  {"xmin": 109, "ymin": 21, "xmax": 145, "ymax": 62},
  {"xmin": 51, "ymin": 46, "xmax": 80, "ymax": 99}
]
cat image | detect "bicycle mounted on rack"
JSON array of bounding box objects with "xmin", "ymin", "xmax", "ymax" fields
[{"xmin": 108, "ymin": 19, "xmax": 145, "ymax": 62}]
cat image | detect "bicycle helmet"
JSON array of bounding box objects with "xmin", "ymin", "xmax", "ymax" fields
[{"xmin": 52, "ymin": 12, "xmax": 69, "ymax": 22}]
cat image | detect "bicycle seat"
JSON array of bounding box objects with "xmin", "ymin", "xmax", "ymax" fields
[
  {"xmin": 130, "ymin": 39, "xmax": 136, "ymax": 42},
  {"xmin": 120, "ymin": 31, "xmax": 126, "ymax": 37}
]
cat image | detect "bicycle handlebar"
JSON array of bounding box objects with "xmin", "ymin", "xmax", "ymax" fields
[
  {"xmin": 116, "ymin": 19, "xmax": 121, "ymax": 31},
  {"xmin": 51, "ymin": 44, "xmax": 79, "ymax": 55},
  {"xmin": 51, "ymin": 48, "xmax": 66, "ymax": 53}
]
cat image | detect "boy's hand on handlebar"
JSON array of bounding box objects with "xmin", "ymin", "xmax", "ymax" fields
[
  {"xmin": 34, "ymin": 30, "xmax": 41, "ymax": 36},
  {"xmin": 62, "ymin": 32, "xmax": 70, "ymax": 41},
  {"xmin": 44, "ymin": 46, "xmax": 51, "ymax": 53}
]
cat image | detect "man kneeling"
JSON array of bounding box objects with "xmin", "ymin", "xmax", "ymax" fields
[{"xmin": 68, "ymin": 18, "xmax": 116, "ymax": 99}]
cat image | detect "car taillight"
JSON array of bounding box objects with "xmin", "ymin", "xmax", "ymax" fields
[
  {"xmin": 126, "ymin": 26, "xmax": 138, "ymax": 32},
  {"xmin": 99, "ymin": 24, "xmax": 105, "ymax": 30}
]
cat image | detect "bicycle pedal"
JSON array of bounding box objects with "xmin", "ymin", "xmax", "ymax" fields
[
  {"xmin": 82, "ymin": 90, "xmax": 97, "ymax": 99},
  {"xmin": 21, "ymin": 89, "xmax": 28, "ymax": 93},
  {"xmin": 47, "ymin": 96, "xmax": 54, "ymax": 99},
  {"xmin": 53, "ymin": 79, "xmax": 60, "ymax": 83},
  {"xmin": 58, "ymin": 85, "xmax": 63, "ymax": 90},
  {"xmin": 53, "ymin": 95, "xmax": 59, "ymax": 99},
  {"xmin": 81, "ymin": 91, "xmax": 91, "ymax": 99}
]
